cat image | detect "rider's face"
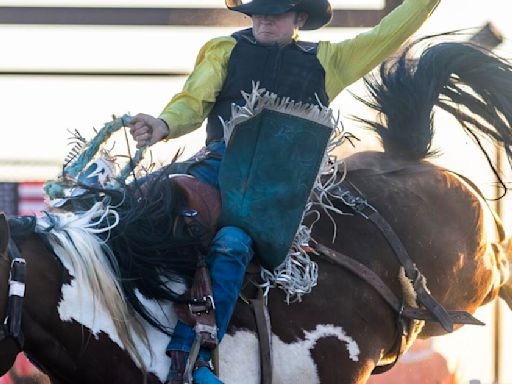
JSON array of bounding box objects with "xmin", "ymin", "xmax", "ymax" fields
[{"xmin": 252, "ymin": 12, "xmax": 308, "ymax": 45}]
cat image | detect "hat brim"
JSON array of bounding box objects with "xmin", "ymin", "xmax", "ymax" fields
[
  {"xmin": 227, "ymin": 2, "xmax": 299, "ymax": 16},
  {"xmin": 295, "ymin": 0, "xmax": 333, "ymax": 30},
  {"xmin": 227, "ymin": 0, "xmax": 332, "ymax": 30}
]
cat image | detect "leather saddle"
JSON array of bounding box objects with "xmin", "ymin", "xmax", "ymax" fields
[{"xmin": 170, "ymin": 175, "xmax": 221, "ymax": 247}]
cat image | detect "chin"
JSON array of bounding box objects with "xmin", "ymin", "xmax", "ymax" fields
[{"xmin": 255, "ymin": 35, "xmax": 277, "ymax": 45}]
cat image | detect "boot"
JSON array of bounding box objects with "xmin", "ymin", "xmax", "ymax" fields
[
  {"xmin": 166, "ymin": 348, "xmax": 222, "ymax": 384},
  {"xmin": 193, "ymin": 365, "xmax": 223, "ymax": 384}
]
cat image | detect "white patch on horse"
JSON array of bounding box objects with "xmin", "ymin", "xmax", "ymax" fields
[
  {"xmin": 38, "ymin": 205, "xmax": 184, "ymax": 382},
  {"xmin": 304, "ymin": 324, "xmax": 360, "ymax": 362},
  {"xmin": 219, "ymin": 325, "xmax": 360, "ymax": 384},
  {"xmin": 58, "ymin": 263, "xmax": 180, "ymax": 382}
]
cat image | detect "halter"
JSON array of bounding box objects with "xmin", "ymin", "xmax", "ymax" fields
[{"xmin": 0, "ymin": 239, "xmax": 26, "ymax": 350}]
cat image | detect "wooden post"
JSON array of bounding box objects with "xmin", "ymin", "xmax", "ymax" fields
[{"xmin": 469, "ymin": 22, "xmax": 504, "ymax": 384}]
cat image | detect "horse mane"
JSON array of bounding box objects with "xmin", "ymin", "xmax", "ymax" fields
[
  {"xmin": 91, "ymin": 165, "xmax": 202, "ymax": 330},
  {"xmin": 34, "ymin": 202, "xmax": 150, "ymax": 373},
  {"xmin": 355, "ymin": 34, "xmax": 512, "ymax": 197},
  {"xmin": 41, "ymin": 165, "xmax": 201, "ymax": 336}
]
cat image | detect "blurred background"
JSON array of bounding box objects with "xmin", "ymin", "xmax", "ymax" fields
[{"xmin": 0, "ymin": 1, "xmax": 512, "ymax": 383}]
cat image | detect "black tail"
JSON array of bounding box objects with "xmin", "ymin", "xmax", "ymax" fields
[{"xmin": 357, "ymin": 37, "xmax": 512, "ymax": 176}]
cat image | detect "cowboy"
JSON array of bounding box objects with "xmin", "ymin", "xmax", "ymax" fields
[{"xmin": 128, "ymin": 0, "xmax": 440, "ymax": 382}]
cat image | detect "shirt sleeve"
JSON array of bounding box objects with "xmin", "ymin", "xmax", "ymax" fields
[
  {"xmin": 158, "ymin": 36, "xmax": 236, "ymax": 139},
  {"xmin": 317, "ymin": 0, "xmax": 440, "ymax": 101}
]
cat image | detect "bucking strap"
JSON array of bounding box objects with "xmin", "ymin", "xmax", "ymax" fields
[
  {"xmin": 335, "ymin": 182, "xmax": 455, "ymax": 333},
  {"xmin": 314, "ymin": 243, "xmax": 483, "ymax": 326}
]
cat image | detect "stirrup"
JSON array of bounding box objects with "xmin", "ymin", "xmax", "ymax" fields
[
  {"xmin": 167, "ymin": 350, "xmax": 188, "ymax": 384},
  {"xmin": 183, "ymin": 324, "xmax": 218, "ymax": 384}
]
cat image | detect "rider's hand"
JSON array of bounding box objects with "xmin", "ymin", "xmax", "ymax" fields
[{"xmin": 128, "ymin": 113, "xmax": 170, "ymax": 148}]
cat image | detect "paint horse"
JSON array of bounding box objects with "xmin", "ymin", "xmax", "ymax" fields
[{"xmin": 2, "ymin": 40, "xmax": 512, "ymax": 384}]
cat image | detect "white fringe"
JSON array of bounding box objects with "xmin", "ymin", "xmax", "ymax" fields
[
  {"xmin": 258, "ymin": 150, "xmax": 349, "ymax": 303},
  {"xmin": 223, "ymin": 85, "xmax": 350, "ymax": 302},
  {"xmin": 222, "ymin": 82, "xmax": 339, "ymax": 145},
  {"xmin": 36, "ymin": 202, "xmax": 149, "ymax": 372}
]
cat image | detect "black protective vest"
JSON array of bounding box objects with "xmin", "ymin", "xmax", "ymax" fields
[{"xmin": 205, "ymin": 28, "xmax": 329, "ymax": 143}]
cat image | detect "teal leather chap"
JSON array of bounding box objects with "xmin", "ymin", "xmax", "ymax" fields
[{"xmin": 219, "ymin": 109, "xmax": 332, "ymax": 269}]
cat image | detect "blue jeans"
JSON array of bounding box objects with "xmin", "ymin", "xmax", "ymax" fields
[
  {"xmin": 187, "ymin": 141, "xmax": 225, "ymax": 189},
  {"xmin": 168, "ymin": 227, "xmax": 253, "ymax": 353},
  {"xmin": 167, "ymin": 141, "xmax": 254, "ymax": 354}
]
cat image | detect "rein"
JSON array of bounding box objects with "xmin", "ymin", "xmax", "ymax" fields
[{"xmin": 0, "ymin": 239, "xmax": 26, "ymax": 351}]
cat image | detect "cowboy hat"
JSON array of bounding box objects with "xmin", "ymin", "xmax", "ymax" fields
[{"xmin": 225, "ymin": 0, "xmax": 333, "ymax": 30}]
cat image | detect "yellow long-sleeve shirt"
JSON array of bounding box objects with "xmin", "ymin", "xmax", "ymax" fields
[{"xmin": 159, "ymin": 0, "xmax": 439, "ymax": 139}]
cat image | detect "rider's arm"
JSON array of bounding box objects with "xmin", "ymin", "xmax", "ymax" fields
[
  {"xmin": 317, "ymin": 0, "xmax": 440, "ymax": 101},
  {"xmin": 158, "ymin": 36, "xmax": 236, "ymax": 139}
]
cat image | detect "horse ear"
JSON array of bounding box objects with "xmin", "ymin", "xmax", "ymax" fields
[{"xmin": 0, "ymin": 213, "xmax": 10, "ymax": 256}]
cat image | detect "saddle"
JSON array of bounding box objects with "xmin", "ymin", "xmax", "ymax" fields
[{"xmin": 170, "ymin": 175, "xmax": 221, "ymax": 247}]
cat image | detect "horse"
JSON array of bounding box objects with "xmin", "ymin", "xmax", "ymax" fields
[{"xmin": 2, "ymin": 39, "xmax": 512, "ymax": 384}]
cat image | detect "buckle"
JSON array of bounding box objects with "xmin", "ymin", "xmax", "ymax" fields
[{"xmin": 189, "ymin": 295, "xmax": 215, "ymax": 316}]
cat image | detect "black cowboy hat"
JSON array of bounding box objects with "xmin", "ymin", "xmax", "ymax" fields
[{"xmin": 225, "ymin": 0, "xmax": 332, "ymax": 30}]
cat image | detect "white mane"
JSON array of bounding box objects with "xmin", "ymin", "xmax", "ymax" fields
[{"xmin": 35, "ymin": 202, "xmax": 181, "ymax": 380}]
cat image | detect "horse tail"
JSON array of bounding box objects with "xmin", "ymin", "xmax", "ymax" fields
[{"xmin": 358, "ymin": 37, "xmax": 512, "ymax": 169}]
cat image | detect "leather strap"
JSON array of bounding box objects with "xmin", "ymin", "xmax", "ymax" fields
[
  {"xmin": 0, "ymin": 239, "xmax": 26, "ymax": 350},
  {"xmin": 335, "ymin": 182, "xmax": 455, "ymax": 333},
  {"xmin": 250, "ymin": 289, "xmax": 273, "ymax": 384},
  {"xmin": 314, "ymin": 243, "xmax": 484, "ymax": 326}
]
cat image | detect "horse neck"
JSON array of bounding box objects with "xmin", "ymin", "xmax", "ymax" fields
[
  {"xmin": 17, "ymin": 234, "xmax": 167, "ymax": 384},
  {"xmin": 10, "ymin": 236, "xmax": 103, "ymax": 383},
  {"xmin": 7, "ymin": 236, "xmax": 73, "ymax": 380}
]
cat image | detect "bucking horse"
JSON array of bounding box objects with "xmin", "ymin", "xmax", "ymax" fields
[{"xmin": 1, "ymin": 38, "xmax": 512, "ymax": 384}]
